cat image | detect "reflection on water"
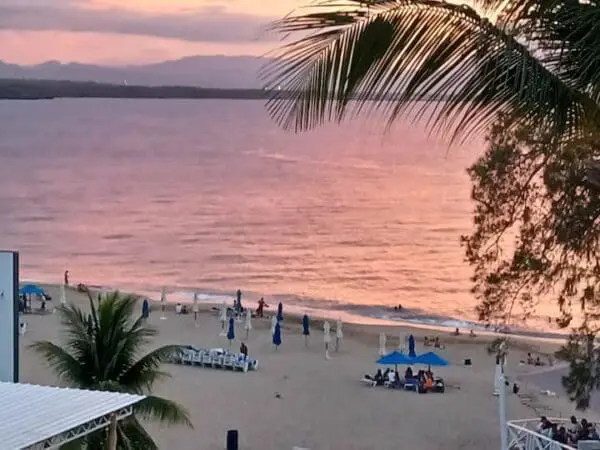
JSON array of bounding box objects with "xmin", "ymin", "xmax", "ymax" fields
[{"xmin": 0, "ymin": 99, "xmax": 561, "ymax": 332}]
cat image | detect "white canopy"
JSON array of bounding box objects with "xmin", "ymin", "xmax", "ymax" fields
[{"xmin": 0, "ymin": 382, "xmax": 144, "ymax": 449}]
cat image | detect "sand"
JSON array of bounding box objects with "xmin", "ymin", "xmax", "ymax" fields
[{"xmin": 18, "ymin": 284, "xmax": 600, "ymax": 450}]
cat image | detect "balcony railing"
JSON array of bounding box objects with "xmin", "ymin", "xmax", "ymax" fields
[{"xmin": 507, "ymin": 418, "xmax": 575, "ymax": 450}]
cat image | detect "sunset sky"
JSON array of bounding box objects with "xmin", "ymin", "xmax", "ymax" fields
[
  {"xmin": 0, "ymin": 0, "xmax": 305, "ymax": 65},
  {"xmin": 0, "ymin": 0, "xmax": 482, "ymax": 66}
]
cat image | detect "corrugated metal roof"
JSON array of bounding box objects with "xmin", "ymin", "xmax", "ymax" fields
[{"xmin": 0, "ymin": 382, "xmax": 144, "ymax": 449}]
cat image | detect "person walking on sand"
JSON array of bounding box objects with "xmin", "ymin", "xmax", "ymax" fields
[
  {"xmin": 64, "ymin": 270, "xmax": 69, "ymax": 286},
  {"xmin": 256, "ymin": 297, "xmax": 268, "ymax": 318}
]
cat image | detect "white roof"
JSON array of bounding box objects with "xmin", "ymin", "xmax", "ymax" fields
[{"xmin": 0, "ymin": 382, "xmax": 144, "ymax": 449}]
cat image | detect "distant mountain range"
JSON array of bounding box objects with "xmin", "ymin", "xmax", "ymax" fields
[{"xmin": 0, "ymin": 55, "xmax": 269, "ymax": 89}]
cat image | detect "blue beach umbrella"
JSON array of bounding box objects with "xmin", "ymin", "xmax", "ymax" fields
[
  {"xmin": 273, "ymin": 322, "xmax": 282, "ymax": 349},
  {"xmin": 377, "ymin": 351, "xmax": 414, "ymax": 370},
  {"xmin": 142, "ymin": 299, "xmax": 149, "ymax": 319},
  {"xmin": 302, "ymin": 314, "xmax": 310, "ymax": 347},
  {"xmin": 277, "ymin": 302, "xmax": 283, "ymax": 322},
  {"xmin": 19, "ymin": 284, "xmax": 45, "ymax": 296},
  {"xmin": 413, "ymin": 351, "xmax": 449, "ymax": 367},
  {"xmin": 227, "ymin": 317, "xmax": 235, "ymax": 345},
  {"xmin": 408, "ymin": 334, "xmax": 416, "ymax": 358}
]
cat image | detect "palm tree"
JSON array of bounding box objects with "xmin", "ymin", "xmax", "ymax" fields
[
  {"xmin": 261, "ymin": 0, "xmax": 600, "ymax": 145},
  {"xmin": 31, "ymin": 290, "xmax": 192, "ymax": 449}
]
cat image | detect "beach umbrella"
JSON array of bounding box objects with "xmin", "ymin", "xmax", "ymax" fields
[
  {"xmin": 236, "ymin": 289, "xmax": 242, "ymax": 313},
  {"xmin": 271, "ymin": 315, "xmax": 278, "ymax": 334},
  {"xmin": 397, "ymin": 334, "xmax": 405, "ymax": 352},
  {"xmin": 379, "ymin": 332, "xmax": 387, "ymax": 356},
  {"xmin": 408, "ymin": 334, "xmax": 416, "ymax": 358},
  {"xmin": 244, "ymin": 309, "xmax": 252, "ymax": 339},
  {"xmin": 142, "ymin": 299, "xmax": 149, "ymax": 319},
  {"xmin": 377, "ymin": 351, "xmax": 413, "ymax": 371},
  {"xmin": 227, "ymin": 317, "xmax": 235, "ymax": 347},
  {"xmin": 218, "ymin": 302, "xmax": 228, "ymax": 336},
  {"xmin": 192, "ymin": 292, "xmax": 199, "ymax": 326},
  {"xmin": 324, "ymin": 321, "xmax": 331, "ymax": 359},
  {"xmin": 60, "ymin": 283, "xmax": 67, "ymax": 306},
  {"xmin": 277, "ymin": 302, "xmax": 283, "ymax": 321},
  {"xmin": 19, "ymin": 284, "xmax": 45, "ymax": 296},
  {"xmin": 335, "ymin": 319, "xmax": 343, "ymax": 352},
  {"xmin": 273, "ymin": 321, "xmax": 282, "ymax": 350},
  {"xmin": 413, "ymin": 351, "xmax": 449, "ymax": 367},
  {"xmin": 160, "ymin": 288, "xmax": 167, "ymax": 320},
  {"xmin": 302, "ymin": 314, "xmax": 310, "ymax": 347}
]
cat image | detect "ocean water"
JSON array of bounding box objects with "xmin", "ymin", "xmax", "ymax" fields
[{"xmin": 0, "ymin": 99, "xmax": 561, "ymax": 334}]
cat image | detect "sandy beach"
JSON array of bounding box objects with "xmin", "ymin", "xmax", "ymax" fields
[{"xmin": 18, "ymin": 284, "xmax": 600, "ymax": 449}]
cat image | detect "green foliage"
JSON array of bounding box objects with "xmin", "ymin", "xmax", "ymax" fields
[
  {"xmin": 463, "ymin": 114, "xmax": 600, "ymax": 409},
  {"xmin": 462, "ymin": 115, "xmax": 600, "ymax": 328},
  {"xmin": 31, "ymin": 291, "xmax": 192, "ymax": 449}
]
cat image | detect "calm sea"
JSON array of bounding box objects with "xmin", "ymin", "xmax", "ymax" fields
[{"xmin": 0, "ymin": 99, "xmax": 560, "ymax": 333}]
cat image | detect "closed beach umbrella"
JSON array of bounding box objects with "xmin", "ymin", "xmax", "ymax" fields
[
  {"xmin": 271, "ymin": 315, "xmax": 278, "ymax": 334},
  {"xmin": 236, "ymin": 289, "xmax": 242, "ymax": 313},
  {"xmin": 60, "ymin": 283, "xmax": 67, "ymax": 306},
  {"xmin": 192, "ymin": 292, "xmax": 199, "ymax": 325},
  {"xmin": 379, "ymin": 332, "xmax": 387, "ymax": 356},
  {"xmin": 227, "ymin": 317, "xmax": 235, "ymax": 347},
  {"xmin": 335, "ymin": 319, "xmax": 343, "ymax": 352},
  {"xmin": 397, "ymin": 334, "xmax": 405, "ymax": 352},
  {"xmin": 142, "ymin": 299, "xmax": 149, "ymax": 319},
  {"xmin": 244, "ymin": 309, "xmax": 252, "ymax": 339},
  {"xmin": 219, "ymin": 301, "xmax": 228, "ymax": 336},
  {"xmin": 324, "ymin": 321, "xmax": 331, "ymax": 359},
  {"xmin": 302, "ymin": 314, "xmax": 310, "ymax": 347},
  {"xmin": 408, "ymin": 334, "xmax": 416, "ymax": 358},
  {"xmin": 277, "ymin": 302, "xmax": 283, "ymax": 321},
  {"xmin": 273, "ymin": 322, "xmax": 282, "ymax": 350},
  {"xmin": 160, "ymin": 289, "xmax": 167, "ymax": 320}
]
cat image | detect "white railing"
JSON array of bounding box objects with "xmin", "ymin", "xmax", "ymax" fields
[{"xmin": 507, "ymin": 418, "xmax": 575, "ymax": 450}]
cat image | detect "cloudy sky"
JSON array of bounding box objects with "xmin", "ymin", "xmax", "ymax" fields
[{"xmin": 0, "ymin": 0, "xmax": 305, "ymax": 65}]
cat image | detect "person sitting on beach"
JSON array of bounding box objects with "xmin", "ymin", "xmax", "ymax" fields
[
  {"xmin": 452, "ymin": 328, "xmax": 460, "ymax": 336},
  {"xmin": 405, "ymin": 367, "xmax": 413, "ymax": 379},
  {"xmin": 537, "ymin": 417, "xmax": 552, "ymax": 435},
  {"xmin": 424, "ymin": 374, "xmax": 433, "ymax": 391},
  {"xmin": 469, "ymin": 329, "xmax": 476, "ymax": 338},
  {"xmin": 434, "ymin": 337, "xmax": 444, "ymax": 349},
  {"xmin": 240, "ymin": 342, "xmax": 248, "ymax": 358},
  {"xmin": 374, "ymin": 369, "xmax": 384, "ymax": 385},
  {"xmin": 527, "ymin": 353, "xmax": 534, "ymax": 365},
  {"xmin": 424, "ymin": 336, "xmax": 430, "ymax": 347}
]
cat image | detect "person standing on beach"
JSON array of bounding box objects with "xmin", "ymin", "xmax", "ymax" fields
[
  {"xmin": 236, "ymin": 289, "xmax": 242, "ymax": 314},
  {"xmin": 256, "ymin": 297, "xmax": 268, "ymax": 318},
  {"xmin": 64, "ymin": 270, "xmax": 69, "ymax": 286}
]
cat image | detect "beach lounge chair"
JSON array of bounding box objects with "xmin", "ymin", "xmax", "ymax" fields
[
  {"xmin": 249, "ymin": 359, "xmax": 259, "ymax": 371},
  {"xmin": 235, "ymin": 356, "xmax": 249, "ymax": 372},
  {"xmin": 403, "ymin": 377, "xmax": 418, "ymax": 391},
  {"xmin": 182, "ymin": 350, "xmax": 195, "ymax": 365},
  {"xmin": 361, "ymin": 375, "xmax": 377, "ymax": 387},
  {"xmin": 223, "ymin": 355, "xmax": 234, "ymax": 370}
]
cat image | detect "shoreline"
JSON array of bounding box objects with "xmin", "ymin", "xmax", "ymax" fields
[
  {"xmin": 39, "ymin": 279, "xmax": 569, "ymax": 347},
  {"xmin": 39, "ymin": 282, "xmax": 564, "ymax": 356}
]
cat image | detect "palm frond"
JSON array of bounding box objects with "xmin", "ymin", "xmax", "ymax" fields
[
  {"xmin": 28, "ymin": 341, "xmax": 87, "ymax": 386},
  {"xmin": 135, "ymin": 395, "xmax": 193, "ymax": 428},
  {"xmin": 262, "ymin": 0, "xmax": 599, "ymax": 142},
  {"xmin": 119, "ymin": 345, "xmax": 182, "ymax": 392},
  {"xmin": 118, "ymin": 417, "xmax": 159, "ymax": 450}
]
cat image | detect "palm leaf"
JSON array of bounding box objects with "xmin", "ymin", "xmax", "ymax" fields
[
  {"xmin": 119, "ymin": 345, "xmax": 183, "ymax": 392},
  {"xmin": 135, "ymin": 395, "xmax": 193, "ymax": 428},
  {"xmin": 262, "ymin": 0, "xmax": 600, "ymax": 142}
]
